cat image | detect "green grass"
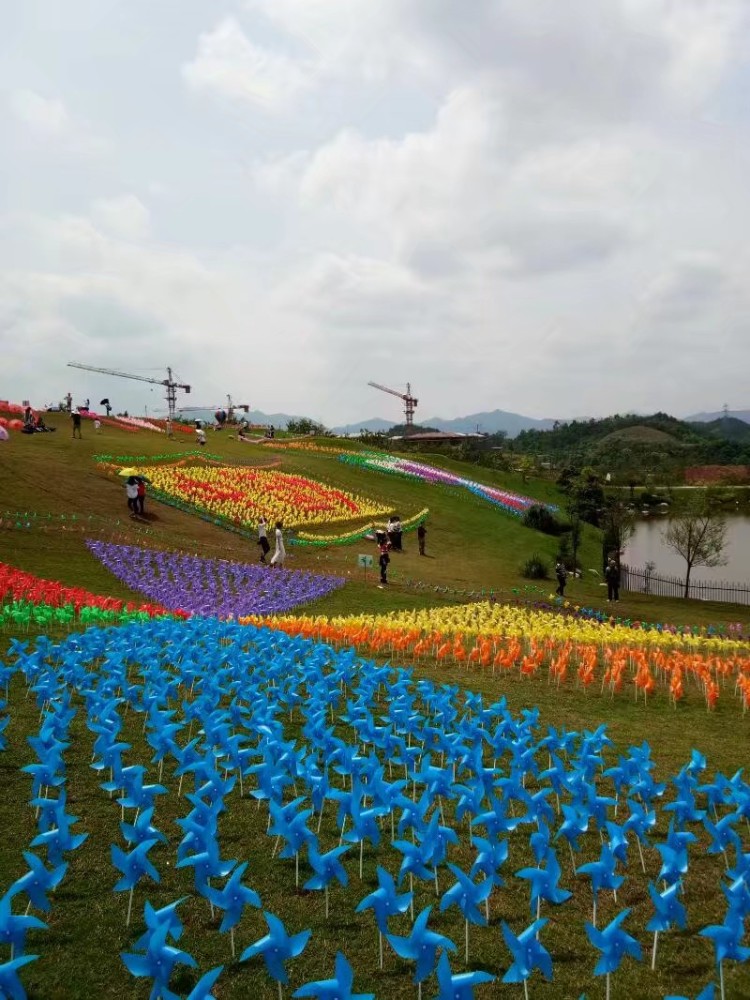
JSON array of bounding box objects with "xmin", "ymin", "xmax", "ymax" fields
[{"xmin": 1, "ymin": 415, "xmax": 749, "ymax": 998}]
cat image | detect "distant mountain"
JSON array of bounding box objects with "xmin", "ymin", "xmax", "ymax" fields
[
  {"xmin": 687, "ymin": 410, "xmax": 750, "ymax": 425},
  {"xmin": 175, "ymin": 408, "xmax": 310, "ymax": 428},
  {"xmin": 332, "ymin": 410, "xmax": 556, "ymax": 438},
  {"xmin": 424, "ymin": 410, "xmax": 557, "ymax": 437}
]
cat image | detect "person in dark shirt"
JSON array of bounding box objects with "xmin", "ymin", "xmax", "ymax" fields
[
  {"xmin": 605, "ymin": 559, "xmax": 620, "ymax": 602},
  {"xmin": 417, "ymin": 521, "xmax": 427, "ymax": 556},
  {"xmin": 71, "ymin": 410, "xmax": 82, "ymax": 439}
]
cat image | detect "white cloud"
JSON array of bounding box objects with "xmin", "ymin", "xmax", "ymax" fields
[
  {"xmin": 182, "ymin": 16, "xmax": 313, "ymax": 109},
  {"xmin": 91, "ymin": 195, "xmax": 151, "ymax": 242},
  {"xmin": 9, "ymin": 90, "xmax": 70, "ymax": 137}
]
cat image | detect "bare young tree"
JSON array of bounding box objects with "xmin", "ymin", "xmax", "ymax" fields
[{"xmin": 663, "ymin": 509, "xmax": 728, "ymax": 598}]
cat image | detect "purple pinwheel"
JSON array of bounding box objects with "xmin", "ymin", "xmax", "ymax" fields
[
  {"xmin": 0, "ymin": 892, "xmax": 46, "ymax": 959},
  {"xmin": 501, "ymin": 918, "xmax": 553, "ymax": 994},
  {"xmin": 304, "ymin": 842, "xmax": 351, "ymax": 918},
  {"xmin": 515, "ymin": 847, "xmax": 572, "ymax": 921},
  {"xmin": 240, "ymin": 911, "xmax": 311, "ymax": 992},
  {"xmin": 387, "ymin": 906, "xmax": 457, "ymax": 989},
  {"xmin": 121, "ymin": 921, "xmax": 197, "ymax": 997},
  {"xmin": 433, "ymin": 952, "xmax": 495, "ymax": 999},
  {"xmin": 700, "ymin": 908, "xmax": 750, "ymax": 1000},
  {"xmin": 205, "ymin": 862, "xmax": 261, "ymax": 956},
  {"xmin": 87, "ymin": 540, "xmax": 346, "ymax": 616},
  {"xmin": 293, "ymin": 952, "xmax": 374, "ymax": 1000},
  {"xmin": 0, "ymin": 954, "xmax": 38, "ymax": 1000},
  {"xmin": 111, "ymin": 839, "xmax": 160, "ymax": 925},
  {"xmin": 585, "ymin": 909, "xmax": 642, "ymax": 999},
  {"xmin": 9, "ymin": 852, "xmax": 67, "ymax": 914},
  {"xmin": 439, "ymin": 864, "xmax": 492, "ymax": 963},
  {"xmin": 576, "ymin": 844, "xmax": 624, "ymax": 927},
  {"xmin": 356, "ymin": 866, "xmax": 413, "ymax": 969},
  {"xmin": 647, "ymin": 881, "xmax": 687, "ymax": 969}
]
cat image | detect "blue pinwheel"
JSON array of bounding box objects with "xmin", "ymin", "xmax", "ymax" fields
[
  {"xmin": 240, "ymin": 911, "xmax": 311, "ymax": 989},
  {"xmin": 304, "ymin": 842, "xmax": 351, "ymax": 918},
  {"xmin": 176, "ymin": 842, "xmax": 235, "ymax": 904},
  {"xmin": 121, "ymin": 806, "xmax": 166, "ymax": 847},
  {"xmin": 9, "ymin": 852, "xmax": 67, "ymax": 914},
  {"xmin": 647, "ymin": 881, "xmax": 687, "ymax": 970},
  {"xmin": 356, "ymin": 866, "xmax": 413, "ymax": 969},
  {"xmin": 440, "ymin": 864, "xmax": 492, "ymax": 962},
  {"xmin": 433, "ymin": 951, "xmax": 495, "ymax": 999},
  {"xmin": 111, "ymin": 839, "xmax": 160, "ymax": 925},
  {"xmin": 501, "ymin": 918, "xmax": 553, "ymax": 992},
  {"xmin": 664, "ymin": 985, "xmax": 715, "ymax": 1000},
  {"xmin": 515, "ymin": 847, "xmax": 572, "ymax": 920},
  {"xmin": 0, "ymin": 954, "xmax": 38, "ymax": 999},
  {"xmin": 700, "ymin": 908, "xmax": 750, "ymax": 1000},
  {"xmin": 387, "ymin": 906, "xmax": 457, "ymax": 986},
  {"xmin": 576, "ymin": 844, "xmax": 624, "ymax": 926},
  {"xmin": 135, "ymin": 898, "xmax": 189, "ymax": 950},
  {"xmin": 30, "ymin": 799, "xmax": 88, "ymax": 865},
  {"xmin": 0, "ymin": 892, "xmax": 46, "ymax": 959},
  {"xmin": 294, "ymin": 952, "xmax": 374, "ymax": 1000},
  {"xmin": 585, "ymin": 909, "xmax": 642, "ymax": 999},
  {"xmin": 179, "ymin": 965, "xmax": 224, "ymax": 1000},
  {"xmin": 205, "ymin": 862, "xmax": 260, "ymax": 956},
  {"xmin": 121, "ymin": 921, "xmax": 197, "ymax": 998}
]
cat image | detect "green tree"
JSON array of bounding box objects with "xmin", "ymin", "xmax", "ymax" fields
[
  {"xmin": 287, "ymin": 417, "xmax": 329, "ymax": 436},
  {"xmin": 663, "ymin": 508, "xmax": 728, "ymax": 598},
  {"xmin": 600, "ymin": 499, "xmax": 635, "ymax": 570}
]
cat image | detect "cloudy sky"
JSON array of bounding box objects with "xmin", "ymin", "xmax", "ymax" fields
[{"xmin": 2, "ymin": 0, "xmax": 749, "ymax": 424}]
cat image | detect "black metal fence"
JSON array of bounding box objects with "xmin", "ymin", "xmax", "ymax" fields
[{"xmin": 621, "ymin": 564, "xmax": 750, "ymax": 606}]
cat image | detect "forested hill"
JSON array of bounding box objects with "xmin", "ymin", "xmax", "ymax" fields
[{"xmin": 513, "ymin": 412, "xmax": 750, "ymax": 471}]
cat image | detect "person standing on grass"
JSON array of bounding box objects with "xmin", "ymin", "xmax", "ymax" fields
[
  {"xmin": 377, "ymin": 532, "xmax": 391, "ymax": 587},
  {"xmin": 417, "ymin": 520, "xmax": 427, "ymax": 556},
  {"xmin": 270, "ymin": 521, "xmax": 286, "ymax": 567},
  {"xmin": 555, "ymin": 559, "xmax": 567, "ymax": 597},
  {"xmin": 71, "ymin": 409, "xmax": 82, "ymax": 439},
  {"xmin": 136, "ymin": 478, "xmax": 146, "ymax": 516},
  {"xmin": 257, "ymin": 516, "xmax": 270, "ymax": 563},
  {"xmin": 605, "ymin": 558, "xmax": 620, "ymax": 602},
  {"xmin": 125, "ymin": 476, "xmax": 138, "ymax": 517}
]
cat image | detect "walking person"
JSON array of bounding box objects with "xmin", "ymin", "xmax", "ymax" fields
[
  {"xmin": 270, "ymin": 521, "xmax": 286, "ymax": 567},
  {"xmin": 136, "ymin": 478, "xmax": 146, "ymax": 516},
  {"xmin": 555, "ymin": 560, "xmax": 567, "ymax": 597},
  {"xmin": 605, "ymin": 558, "xmax": 620, "ymax": 602},
  {"xmin": 71, "ymin": 409, "xmax": 82, "ymax": 439},
  {"xmin": 392, "ymin": 515, "xmax": 403, "ymax": 552},
  {"xmin": 377, "ymin": 531, "xmax": 391, "ymax": 588},
  {"xmin": 417, "ymin": 521, "xmax": 427, "ymax": 556},
  {"xmin": 257, "ymin": 516, "xmax": 270, "ymax": 563},
  {"xmin": 125, "ymin": 476, "xmax": 139, "ymax": 517}
]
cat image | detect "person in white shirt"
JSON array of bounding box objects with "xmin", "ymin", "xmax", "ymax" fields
[
  {"xmin": 257, "ymin": 516, "xmax": 270, "ymax": 563},
  {"xmin": 125, "ymin": 477, "xmax": 138, "ymax": 517},
  {"xmin": 270, "ymin": 521, "xmax": 286, "ymax": 567}
]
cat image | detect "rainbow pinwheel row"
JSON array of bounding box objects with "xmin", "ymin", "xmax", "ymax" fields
[
  {"xmin": 128, "ymin": 463, "xmax": 388, "ymax": 529},
  {"xmin": 0, "ymin": 561, "xmax": 178, "ymax": 619},
  {"xmin": 241, "ymin": 602, "xmax": 750, "ymax": 712},
  {"xmin": 3, "ymin": 618, "xmax": 745, "ymax": 998},
  {"xmin": 86, "ymin": 540, "xmax": 346, "ymax": 616},
  {"xmin": 0, "ymin": 599, "xmax": 176, "ymax": 631},
  {"xmin": 339, "ymin": 452, "xmax": 556, "ymax": 517}
]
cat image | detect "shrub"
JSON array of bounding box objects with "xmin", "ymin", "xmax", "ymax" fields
[
  {"xmin": 521, "ymin": 554, "xmax": 550, "ymax": 580},
  {"xmin": 523, "ymin": 505, "xmax": 565, "ymax": 535}
]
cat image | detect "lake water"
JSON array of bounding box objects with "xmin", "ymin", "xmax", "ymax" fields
[{"xmin": 624, "ymin": 514, "xmax": 750, "ymax": 585}]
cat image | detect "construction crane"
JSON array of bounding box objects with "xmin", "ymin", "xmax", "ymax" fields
[
  {"xmin": 67, "ymin": 362, "xmax": 191, "ymax": 435},
  {"xmin": 368, "ymin": 381, "xmax": 418, "ymax": 428}
]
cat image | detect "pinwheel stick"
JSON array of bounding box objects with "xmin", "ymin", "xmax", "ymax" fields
[
  {"xmin": 465, "ymin": 919, "xmax": 469, "ymax": 964},
  {"xmin": 379, "ymin": 931, "xmax": 383, "ymax": 970},
  {"xmin": 325, "ymin": 885, "xmax": 329, "ymax": 919},
  {"xmin": 720, "ymin": 960, "xmax": 725, "ymax": 1000},
  {"xmin": 524, "ymin": 980, "xmax": 529, "ymax": 1000},
  {"xmin": 126, "ymin": 886, "xmax": 134, "ymax": 927},
  {"xmin": 651, "ymin": 930, "xmax": 658, "ymax": 970},
  {"xmin": 606, "ymin": 972, "xmax": 611, "ymax": 1000},
  {"xmin": 231, "ymin": 926, "xmax": 235, "ymax": 958}
]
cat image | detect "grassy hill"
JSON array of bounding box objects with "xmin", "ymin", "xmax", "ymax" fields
[{"xmin": 2, "ymin": 412, "xmax": 750, "ymax": 1000}]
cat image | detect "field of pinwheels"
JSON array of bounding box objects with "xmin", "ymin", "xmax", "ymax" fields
[{"xmin": 0, "ymin": 412, "xmax": 749, "ymax": 998}]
